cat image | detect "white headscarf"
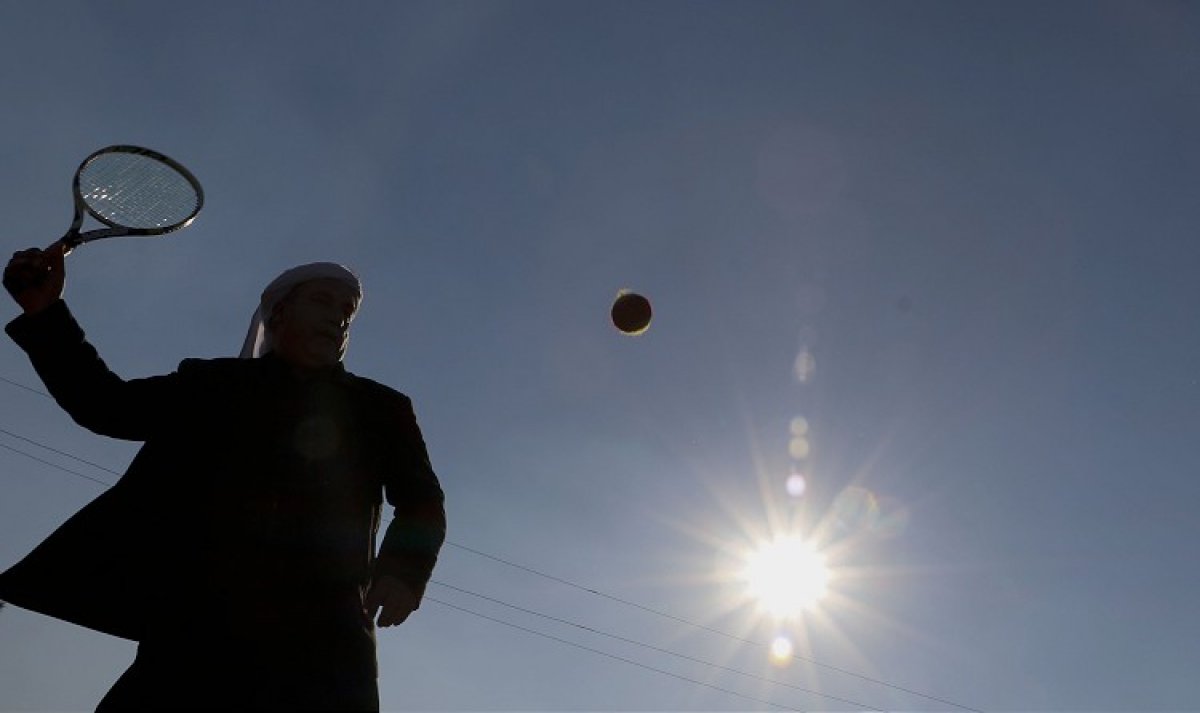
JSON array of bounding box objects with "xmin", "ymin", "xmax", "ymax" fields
[{"xmin": 238, "ymin": 262, "xmax": 363, "ymax": 359}]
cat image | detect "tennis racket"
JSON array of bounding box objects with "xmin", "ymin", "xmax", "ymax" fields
[{"xmin": 56, "ymin": 144, "xmax": 204, "ymax": 253}]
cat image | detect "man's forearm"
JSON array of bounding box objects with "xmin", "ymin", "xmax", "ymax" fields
[
  {"xmin": 6, "ymin": 299, "xmax": 179, "ymax": 440},
  {"xmin": 375, "ymin": 499, "xmax": 446, "ymax": 599}
]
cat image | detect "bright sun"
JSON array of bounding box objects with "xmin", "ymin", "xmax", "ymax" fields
[{"xmin": 742, "ymin": 536, "xmax": 830, "ymax": 618}]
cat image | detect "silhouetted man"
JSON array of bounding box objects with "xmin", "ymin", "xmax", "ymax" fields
[{"xmin": 0, "ymin": 244, "xmax": 446, "ymax": 711}]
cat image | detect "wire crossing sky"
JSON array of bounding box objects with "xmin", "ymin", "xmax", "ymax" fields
[{"xmin": 3, "ymin": 1, "xmax": 1199, "ymax": 710}]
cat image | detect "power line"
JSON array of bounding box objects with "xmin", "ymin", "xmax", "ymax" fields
[
  {"xmin": 0, "ymin": 386, "xmax": 981, "ymax": 713},
  {"xmin": 0, "ymin": 375, "xmax": 49, "ymax": 398},
  {"xmin": 445, "ymin": 541, "xmax": 982, "ymax": 712},
  {"xmin": 0, "ymin": 427, "xmax": 122, "ymax": 475},
  {"xmin": 424, "ymin": 595, "xmax": 806, "ymax": 712},
  {"xmin": 0, "ymin": 440, "xmax": 112, "ymax": 488},
  {"xmin": 430, "ymin": 579, "xmax": 881, "ymax": 711}
]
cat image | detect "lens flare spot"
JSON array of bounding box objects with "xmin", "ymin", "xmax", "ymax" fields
[
  {"xmin": 743, "ymin": 536, "xmax": 829, "ymax": 618},
  {"xmin": 294, "ymin": 417, "xmax": 341, "ymax": 461},
  {"xmin": 870, "ymin": 496, "xmax": 912, "ymax": 539},
  {"xmin": 788, "ymin": 437, "xmax": 810, "ymax": 460},
  {"xmin": 832, "ymin": 486, "xmax": 880, "ymax": 533},
  {"xmin": 785, "ymin": 473, "xmax": 807, "ymax": 498},
  {"xmin": 769, "ymin": 635, "xmax": 794, "ymax": 666},
  {"xmin": 789, "ymin": 416, "xmax": 809, "ymax": 436},
  {"xmin": 793, "ymin": 349, "xmax": 816, "ymax": 383}
]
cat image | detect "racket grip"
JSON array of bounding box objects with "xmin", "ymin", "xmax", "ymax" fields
[{"xmin": 47, "ymin": 238, "xmax": 74, "ymax": 257}]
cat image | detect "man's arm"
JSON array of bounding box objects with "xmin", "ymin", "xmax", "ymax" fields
[
  {"xmin": 366, "ymin": 391, "xmax": 446, "ymax": 628},
  {"xmin": 4, "ymin": 246, "xmax": 186, "ymax": 441}
]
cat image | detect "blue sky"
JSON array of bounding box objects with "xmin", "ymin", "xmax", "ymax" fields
[{"xmin": 2, "ymin": 1, "xmax": 1198, "ymax": 710}]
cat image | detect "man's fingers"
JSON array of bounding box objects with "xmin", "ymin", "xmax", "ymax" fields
[
  {"xmin": 364, "ymin": 576, "xmax": 419, "ymax": 627},
  {"xmin": 5, "ymin": 250, "xmax": 48, "ymax": 279},
  {"xmin": 377, "ymin": 589, "xmax": 414, "ymax": 628},
  {"xmin": 5, "ymin": 246, "xmax": 67, "ymax": 278},
  {"xmin": 3, "ymin": 258, "xmax": 42, "ymax": 292}
]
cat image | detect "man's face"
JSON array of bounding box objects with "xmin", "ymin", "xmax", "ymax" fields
[{"xmin": 268, "ymin": 278, "xmax": 359, "ymax": 369}]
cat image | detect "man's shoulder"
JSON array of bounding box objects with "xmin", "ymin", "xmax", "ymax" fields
[
  {"xmin": 175, "ymin": 356, "xmax": 257, "ymax": 376},
  {"xmin": 177, "ymin": 356, "xmax": 245, "ymax": 369},
  {"xmin": 344, "ymin": 372, "xmax": 413, "ymax": 409},
  {"xmin": 172, "ymin": 356, "xmax": 275, "ymax": 392}
]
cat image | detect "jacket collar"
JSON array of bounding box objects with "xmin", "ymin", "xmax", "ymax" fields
[{"xmin": 258, "ymin": 350, "xmax": 350, "ymax": 383}]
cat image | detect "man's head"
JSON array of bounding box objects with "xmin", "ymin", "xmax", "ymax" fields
[
  {"xmin": 267, "ymin": 278, "xmax": 360, "ymax": 369},
  {"xmin": 239, "ymin": 263, "xmax": 363, "ymax": 364}
]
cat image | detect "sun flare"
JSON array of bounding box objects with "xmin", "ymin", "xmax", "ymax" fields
[{"xmin": 742, "ymin": 536, "xmax": 830, "ymax": 618}]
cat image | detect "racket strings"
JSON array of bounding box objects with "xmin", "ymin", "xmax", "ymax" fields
[{"xmin": 78, "ymin": 152, "xmax": 200, "ymax": 229}]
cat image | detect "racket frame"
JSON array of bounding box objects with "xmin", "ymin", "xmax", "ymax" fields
[{"xmin": 61, "ymin": 144, "xmax": 205, "ymax": 250}]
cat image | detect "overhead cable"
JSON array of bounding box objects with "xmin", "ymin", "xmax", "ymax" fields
[
  {"xmin": 430, "ymin": 579, "xmax": 881, "ymax": 711},
  {"xmin": 424, "ymin": 596, "xmax": 806, "ymax": 712}
]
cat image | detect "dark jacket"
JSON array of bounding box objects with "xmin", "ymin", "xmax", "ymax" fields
[{"xmin": 0, "ymin": 300, "xmax": 445, "ymax": 653}]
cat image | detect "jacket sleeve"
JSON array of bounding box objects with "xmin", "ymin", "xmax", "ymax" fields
[
  {"xmin": 373, "ymin": 391, "xmax": 446, "ymax": 603},
  {"xmin": 4, "ymin": 299, "xmax": 187, "ymax": 441}
]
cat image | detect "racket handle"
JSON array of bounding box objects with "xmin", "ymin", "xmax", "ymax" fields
[{"xmin": 47, "ymin": 238, "xmax": 74, "ymax": 257}]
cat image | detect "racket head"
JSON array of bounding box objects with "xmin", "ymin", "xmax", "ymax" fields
[{"xmin": 66, "ymin": 145, "xmax": 204, "ymax": 247}]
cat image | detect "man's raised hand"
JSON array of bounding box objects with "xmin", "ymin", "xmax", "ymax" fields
[{"xmin": 3, "ymin": 242, "xmax": 67, "ymax": 315}]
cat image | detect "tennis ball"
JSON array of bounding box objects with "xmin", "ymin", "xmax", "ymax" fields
[{"xmin": 611, "ymin": 290, "xmax": 652, "ymax": 335}]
